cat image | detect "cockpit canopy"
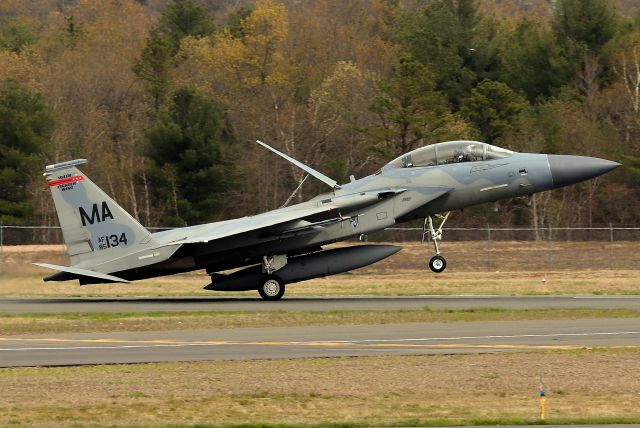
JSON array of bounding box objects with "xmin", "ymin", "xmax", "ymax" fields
[{"xmin": 384, "ymin": 141, "xmax": 514, "ymax": 169}]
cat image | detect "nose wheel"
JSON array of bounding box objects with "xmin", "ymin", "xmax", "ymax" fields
[
  {"xmin": 429, "ymin": 255, "xmax": 447, "ymax": 273},
  {"xmin": 423, "ymin": 212, "xmax": 450, "ymax": 273}
]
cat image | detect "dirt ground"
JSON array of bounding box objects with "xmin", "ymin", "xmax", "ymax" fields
[{"xmin": 1, "ymin": 349, "xmax": 639, "ymax": 427}]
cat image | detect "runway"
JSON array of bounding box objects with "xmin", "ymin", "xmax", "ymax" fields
[
  {"xmin": 2, "ymin": 318, "xmax": 639, "ymax": 367},
  {"xmin": 3, "ymin": 295, "xmax": 640, "ymax": 313}
]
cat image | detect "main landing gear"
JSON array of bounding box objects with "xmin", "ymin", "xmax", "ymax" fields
[
  {"xmin": 423, "ymin": 212, "xmax": 450, "ymax": 273},
  {"xmin": 258, "ymin": 275, "xmax": 285, "ymax": 300},
  {"xmin": 259, "ymin": 254, "xmax": 287, "ymax": 300}
]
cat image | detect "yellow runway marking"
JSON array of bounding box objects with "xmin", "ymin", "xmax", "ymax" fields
[
  {"xmin": 1, "ymin": 336, "xmax": 637, "ymax": 353},
  {"xmin": 2, "ymin": 329, "xmax": 640, "ymax": 355},
  {"xmin": 0, "ymin": 337, "xmax": 574, "ymax": 349}
]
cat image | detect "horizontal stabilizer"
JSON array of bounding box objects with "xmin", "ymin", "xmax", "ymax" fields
[{"xmin": 33, "ymin": 262, "xmax": 130, "ymax": 283}]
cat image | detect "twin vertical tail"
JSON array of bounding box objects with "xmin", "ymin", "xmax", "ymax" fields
[{"xmin": 44, "ymin": 159, "xmax": 156, "ymax": 267}]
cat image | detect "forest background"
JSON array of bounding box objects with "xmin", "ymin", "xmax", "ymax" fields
[{"xmin": 1, "ymin": 0, "xmax": 640, "ymax": 234}]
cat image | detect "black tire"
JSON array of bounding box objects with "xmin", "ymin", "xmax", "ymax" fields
[
  {"xmin": 429, "ymin": 255, "xmax": 447, "ymax": 273},
  {"xmin": 258, "ymin": 275, "xmax": 285, "ymax": 300}
]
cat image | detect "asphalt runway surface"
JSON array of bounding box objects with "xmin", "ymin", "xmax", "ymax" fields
[
  {"xmin": 2, "ymin": 318, "xmax": 640, "ymax": 367},
  {"xmin": 2, "ymin": 296, "xmax": 640, "ymax": 367},
  {"xmin": 3, "ymin": 295, "xmax": 640, "ymax": 313}
]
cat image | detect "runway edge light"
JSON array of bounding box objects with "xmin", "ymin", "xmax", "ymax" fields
[{"xmin": 539, "ymin": 376, "xmax": 546, "ymax": 420}]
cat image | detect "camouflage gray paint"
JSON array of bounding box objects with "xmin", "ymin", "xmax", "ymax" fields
[{"xmin": 36, "ymin": 141, "xmax": 619, "ymax": 299}]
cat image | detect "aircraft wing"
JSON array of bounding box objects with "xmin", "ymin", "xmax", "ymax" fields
[
  {"xmin": 155, "ymin": 187, "xmax": 449, "ymax": 246},
  {"xmin": 156, "ymin": 203, "xmax": 340, "ymax": 245}
]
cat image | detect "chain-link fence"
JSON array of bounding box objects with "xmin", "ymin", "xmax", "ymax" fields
[
  {"xmin": 1, "ymin": 224, "xmax": 640, "ymax": 272},
  {"xmin": 370, "ymin": 225, "xmax": 640, "ymax": 243},
  {"xmin": 367, "ymin": 225, "xmax": 640, "ymax": 271},
  {"xmin": 0, "ymin": 225, "xmax": 171, "ymax": 246}
]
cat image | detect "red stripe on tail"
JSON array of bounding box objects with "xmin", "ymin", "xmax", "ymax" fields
[{"xmin": 48, "ymin": 175, "xmax": 85, "ymax": 187}]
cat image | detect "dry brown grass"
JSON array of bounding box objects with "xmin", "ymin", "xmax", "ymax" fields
[
  {"xmin": 4, "ymin": 240, "xmax": 640, "ymax": 271},
  {"xmin": 1, "ymin": 349, "xmax": 639, "ymax": 427},
  {"xmin": 1, "ymin": 243, "xmax": 639, "ymax": 297},
  {"xmin": 1, "ymin": 269, "xmax": 639, "ymax": 298}
]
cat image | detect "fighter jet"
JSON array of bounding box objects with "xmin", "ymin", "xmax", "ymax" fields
[{"xmin": 36, "ymin": 140, "xmax": 620, "ymax": 300}]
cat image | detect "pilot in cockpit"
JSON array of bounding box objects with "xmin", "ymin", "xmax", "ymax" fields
[
  {"xmin": 454, "ymin": 148, "xmax": 465, "ymax": 163},
  {"xmin": 464, "ymin": 144, "xmax": 481, "ymax": 162}
]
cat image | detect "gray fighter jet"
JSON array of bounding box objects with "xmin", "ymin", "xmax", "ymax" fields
[{"xmin": 36, "ymin": 140, "xmax": 620, "ymax": 300}]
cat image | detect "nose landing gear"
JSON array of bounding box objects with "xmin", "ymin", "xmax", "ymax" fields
[{"xmin": 423, "ymin": 212, "xmax": 450, "ymax": 273}]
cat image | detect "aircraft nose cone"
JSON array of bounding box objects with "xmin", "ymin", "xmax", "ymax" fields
[{"xmin": 547, "ymin": 154, "xmax": 620, "ymax": 189}]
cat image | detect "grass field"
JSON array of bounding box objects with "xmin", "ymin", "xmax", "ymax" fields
[
  {"xmin": 3, "ymin": 239, "xmax": 640, "ymax": 272},
  {"xmin": 1, "ymin": 269, "xmax": 639, "ymax": 297},
  {"xmin": 1, "ymin": 307, "xmax": 640, "ymax": 335},
  {"xmin": 2, "ymin": 348, "xmax": 640, "ymax": 427},
  {"xmin": 2, "ymin": 243, "xmax": 640, "ymax": 297},
  {"xmin": 2, "ymin": 244, "xmax": 639, "ymax": 427}
]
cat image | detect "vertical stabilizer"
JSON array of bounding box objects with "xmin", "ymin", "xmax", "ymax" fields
[{"xmin": 44, "ymin": 160, "xmax": 156, "ymax": 266}]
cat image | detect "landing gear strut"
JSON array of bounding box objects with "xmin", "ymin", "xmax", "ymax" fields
[
  {"xmin": 423, "ymin": 212, "xmax": 450, "ymax": 273},
  {"xmin": 259, "ymin": 254, "xmax": 287, "ymax": 300}
]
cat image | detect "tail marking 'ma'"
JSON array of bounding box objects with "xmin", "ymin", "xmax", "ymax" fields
[{"xmin": 79, "ymin": 202, "xmax": 114, "ymax": 226}]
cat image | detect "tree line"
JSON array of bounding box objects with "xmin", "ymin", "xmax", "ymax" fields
[{"xmin": 1, "ymin": 0, "xmax": 639, "ymax": 232}]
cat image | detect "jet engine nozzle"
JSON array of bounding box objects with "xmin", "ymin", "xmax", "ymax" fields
[{"xmin": 547, "ymin": 155, "xmax": 620, "ymax": 189}]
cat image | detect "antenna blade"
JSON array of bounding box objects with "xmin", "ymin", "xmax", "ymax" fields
[{"xmin": 256, "ymin": 140, "xmax": 340, "ymax": 189}]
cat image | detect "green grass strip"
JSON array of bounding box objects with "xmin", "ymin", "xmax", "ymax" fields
[{"xmin": 0, "ymin": 307, "xmax": 639, "ymax": 336}]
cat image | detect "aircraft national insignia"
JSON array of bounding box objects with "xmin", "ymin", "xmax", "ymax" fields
[{"xmin": 349, "ymin": 215, "xmax": 359, "ymax": 229}]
